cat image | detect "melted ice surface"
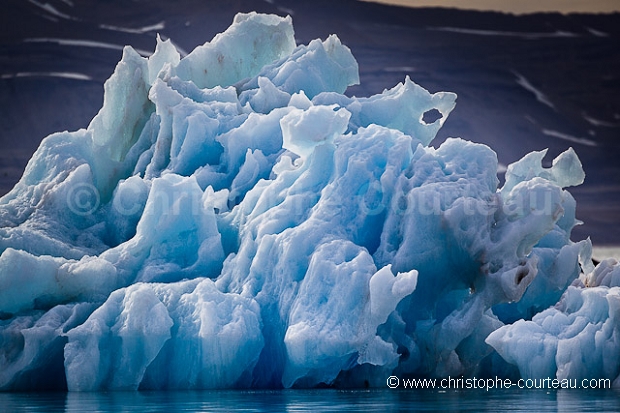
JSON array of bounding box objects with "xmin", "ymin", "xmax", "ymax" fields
[{"xmin": 0, "ymin": 12, "xmax": 615, "ymax": 391}]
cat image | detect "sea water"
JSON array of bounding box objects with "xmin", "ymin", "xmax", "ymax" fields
[{"xmin": 1, "ymin": 389, "xmax": 619, "ymax": 412}]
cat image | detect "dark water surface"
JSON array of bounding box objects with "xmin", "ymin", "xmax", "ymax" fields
[{"xmin": 2, "ymin": 389, "xmax": 619, "ymax": 412}]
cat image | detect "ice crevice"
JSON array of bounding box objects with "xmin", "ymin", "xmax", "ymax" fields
[{"xmin": 0, "ymin": 12, "xmax": 617, "ymax": 391}]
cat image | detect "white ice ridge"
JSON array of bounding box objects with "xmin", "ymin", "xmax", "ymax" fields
[{"xmin": 0, "ymin": 12, "xmax": 613, "ymax": 391}]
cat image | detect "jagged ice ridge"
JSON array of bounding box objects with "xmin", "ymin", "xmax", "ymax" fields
[{"xmin": 1, "ymin": 12, "xmax": 618, "ymax": 391}]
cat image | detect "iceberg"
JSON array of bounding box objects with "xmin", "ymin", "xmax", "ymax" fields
[
  {"xmin": 486, "ymin": 259, "xmax": 620, "ymax": 385},
  {"xmin": 0, "ymin": 12, "xmax": 615, "ymax": 391}
]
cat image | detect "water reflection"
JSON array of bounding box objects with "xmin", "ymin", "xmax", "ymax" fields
[{"xmin": 0, "ymin": 389, "xmax": 619, "ymax": 412}]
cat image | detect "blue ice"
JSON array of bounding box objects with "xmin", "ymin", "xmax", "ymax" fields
[{"xmin": 1, "ymin": 12, "xmax": 615, "ymax": 391}]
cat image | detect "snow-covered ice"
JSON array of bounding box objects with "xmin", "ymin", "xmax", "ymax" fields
[
  {"xmin": 513, "ymin": 71, "xmax": 555, "ymax": 110},
  {"xmin": 99, "ymin": 21, "xmax": 166, "ymax": 35},
  {"xmin": 24, "ymin": 38, "xmax": 154, "ymax": 57},
  {"xmin": 27, "ymin": 0, "xmax": 75, "ymax": 21},
  {"xmin": 542, "ymin": 128, "xmax": 597, "ymax": 147},
  {"xmin": 0, "ymin": 72, "xmax": 92, "ymax": 81},
  {"xmin": 430, "ymin": 27, "xmax": 580, "ymax": 39},
  {"xmin": 0, "ymin": 12, "xmax": 616, "ymax": 391}
]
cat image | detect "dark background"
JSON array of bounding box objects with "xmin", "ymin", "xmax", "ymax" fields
[{"xmin": 1, "ymin": 0, "xmax": 618, "ymax": 246}]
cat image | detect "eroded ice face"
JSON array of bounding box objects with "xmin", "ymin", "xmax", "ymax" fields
[{"xmin": 1, "ymin": 11, "xmax": 610, "ymax": 391}]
